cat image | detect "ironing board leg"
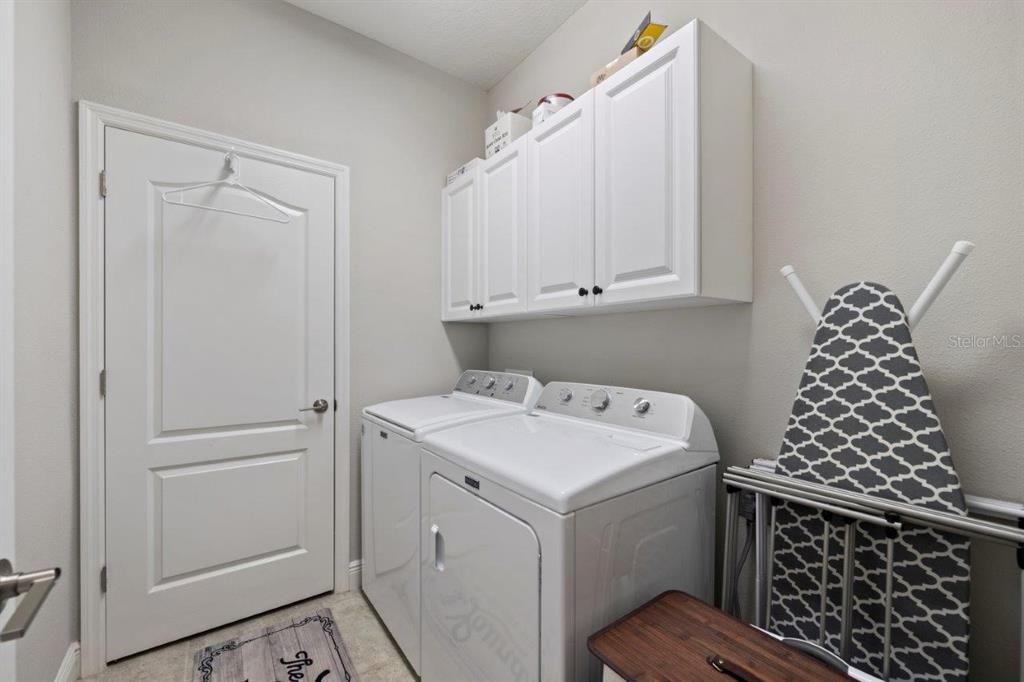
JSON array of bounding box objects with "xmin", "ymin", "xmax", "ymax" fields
[
  {"xmin": 839, "ymin": 521, "xmax": 858, "ymax": 661},
  {"xmin": 721, "ymin": 487, "xmax": 739, "ymax": 614},
  {"xmin": 755, "ymin": 492, "xmax": 770, "ymax": 627},
  {"xmin": 883, "ymin": 535, "xmax": 895, "ymax": 681},
  {"xmin": 818, "ymin": 513, "xmax": 832, "ymax": 645},
  {"xmin": 765, "ymin": 501, "xmax": 779, "ymax": 630}
]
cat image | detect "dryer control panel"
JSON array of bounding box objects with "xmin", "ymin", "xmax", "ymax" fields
[
  {"xmin": 453, "ymin": 370, "xmax": 542, "ymax": 406},
  {"xmin": 534, "ymin": 381, "xmax": 716, "ymax": 450}
]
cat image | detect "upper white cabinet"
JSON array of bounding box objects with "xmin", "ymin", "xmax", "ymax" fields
[
  {"xmin": 441, "ymin": 169, "xmax": 478, "ymax": 321},
  {"xmin": 527, "ymin": 92, "xmax": 595, "ymax": 313},
  {"xmin": 594, "ymin": 20, "xmax": 752, "ymax": 308},
  {"xmin": 442, "ymin": 19, "xmax": 752, "ymax": 322},
  {"xmin": 479, "ymin": 140, "xmax": 528, "ymax": 316},
  {"xmin": 441, "ymin": 139, "xmax": 528, "ymax": 321}
]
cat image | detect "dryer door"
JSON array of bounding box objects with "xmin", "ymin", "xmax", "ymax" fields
[{"xmin": 422, "ymin": 473, "xmax": 540, "ymax": 682}]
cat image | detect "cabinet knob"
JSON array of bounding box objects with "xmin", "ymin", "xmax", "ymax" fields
[
  {"xmin": 578, "ymin": 287, "xmax": 588, "ymax": 297},
  {"xmin": 592, "ymin": 285, "xmax": 604, "ymax": 295}
]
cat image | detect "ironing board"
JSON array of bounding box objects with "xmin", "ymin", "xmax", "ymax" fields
[{"xmin": 770, "ymin": 282, "xmax": 970, "ymax": 680}]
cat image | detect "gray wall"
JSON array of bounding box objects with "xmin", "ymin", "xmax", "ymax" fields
[
  {"xmin": 486, "ymin": 1, "xmax": 1022, "ymax": 679},
  {"xmin": 70, "ymin": 0, "xmax": 490, "ymax": 581},
  {"xmin": 13, "ymin": 1, "xmax": 77, "ymax": 680}
]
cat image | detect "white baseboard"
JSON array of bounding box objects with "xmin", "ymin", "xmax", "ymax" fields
[
  {"xmin": 54, "ymin": 642, "xmax": 80, "ymax": 682},
  {"xmin": 348, "ymin": 559, "xmax": 362, "ymax": 590}
]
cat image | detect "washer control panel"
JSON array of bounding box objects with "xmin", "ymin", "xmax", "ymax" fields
[
  {"xmin": 454, "ymin": 370, "xmax": 541, "ymax": 406},
  {"xmin": 534, "ymin": 381, "xmax": 699, "ymax": 441}
]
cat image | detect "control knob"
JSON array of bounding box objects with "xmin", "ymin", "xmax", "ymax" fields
[
  {"xmin": 558, "ymin": 387, "xmax": 574, "ymax": 403},
  {"xmin": 591, "ymin": 389, "xmax": 610, "ymax": 412},
  {"xmin": 484, "ymin": 376, "xmax": 496, "ymax": 389},
  {"xmin": 633, "ymin": 398, "xmax": 651, "ymax": 414},
  {"xmin": 504, "ymin": 380, "xmax": 515, "ymax": 391},
  {"xmin": 467, "ymin": 375, "xmax": 477, "ymax": 385}
]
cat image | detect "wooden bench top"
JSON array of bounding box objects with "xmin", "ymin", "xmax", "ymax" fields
[{"xmin": 587, "ymin": 591, "xmax": 851, "ymax": 681}]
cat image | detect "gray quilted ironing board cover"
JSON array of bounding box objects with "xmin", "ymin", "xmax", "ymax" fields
[{"xmin": 772, "ymin": 282, "xmax": 970, "ymax": 680}]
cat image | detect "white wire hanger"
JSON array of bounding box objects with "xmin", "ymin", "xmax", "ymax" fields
[{"xmin": 161, "ymin": 150, "xmax": 291, "ymax": 224}]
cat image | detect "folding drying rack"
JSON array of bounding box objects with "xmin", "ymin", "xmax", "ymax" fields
[{"xmin": 720, "ymin": 242, "xmax": 1024, "ymax": 681}]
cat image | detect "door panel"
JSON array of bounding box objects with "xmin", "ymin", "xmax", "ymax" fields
[
  {"xmin": 361, "ymin": 424, "xmax": 421, "ymax": 671},
  {"xmin": 105, "ymin": 127, "xmax": 335, "ymax": 659},
  {"xmin": 442, "ymin": 172, "xmax": 478, "ymax": 320},
  {"xmin": 478, "ymin": 141, "xmax": 527, "ymax": 317},
  {"xmin": 422, "ymin": 474, "xmax": 540, "ymax": 682},
  {"xmin": 527, "ymin": 92, "xmax": 595, "ymax": 312},
  {"xmin": 595, "ymin": 24, "xmax": 698, "ymax": 305},
  {"xmin": 158, "ymin": 196, "xmax": 307, "ymax": 431}
]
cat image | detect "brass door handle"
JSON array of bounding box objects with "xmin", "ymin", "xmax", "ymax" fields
[{"xmin": 300, "ymin": 398, "xmax": 329, "ymax": 413}]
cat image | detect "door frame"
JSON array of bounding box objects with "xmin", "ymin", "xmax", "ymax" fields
[
  {"xmin": 78, "ymin": 101, "xmax": 351, "ymax": 676},
  {"xmin": 0, "ymin": 3, "xmax": 16, "ymax": 679}
]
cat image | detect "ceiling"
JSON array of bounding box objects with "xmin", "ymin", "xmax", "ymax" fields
[{"xmin": 283, "ymin": 0, "xmax": 586, "ymax": 89}]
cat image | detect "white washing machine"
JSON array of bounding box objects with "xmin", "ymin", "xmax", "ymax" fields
[
  {"xmin": 419, "ymin": 381, "xmax": 720, "ymax": 682},
  {"xmin": 360, "ymin": 370, "xmax": 543, "ymax": 672}
]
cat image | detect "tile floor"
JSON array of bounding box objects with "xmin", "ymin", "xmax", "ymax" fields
[{"xmin": 83, "ymin": 590, "xmax": 416, "ymax": 682}]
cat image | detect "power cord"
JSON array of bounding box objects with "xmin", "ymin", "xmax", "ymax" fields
[{"xmin": 730, "ymin": 490, "xmax": 757, "ymax": 619}]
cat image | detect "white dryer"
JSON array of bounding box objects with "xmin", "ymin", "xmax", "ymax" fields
[
  {"xmin": 361, "ymin": 370, "xmax": 542, "ymax": 672},
  {"xmin": 419, "ymin": 381, "xmax": 719, "ymax": 682}
]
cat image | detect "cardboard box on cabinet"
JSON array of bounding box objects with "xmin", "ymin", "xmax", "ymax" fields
[{"xmin": 485, "ymin": 112, "xmax": 531, "ymax": 158}]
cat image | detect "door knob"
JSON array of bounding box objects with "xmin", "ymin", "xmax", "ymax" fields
[
  {"xmin": 300, "ymin": 399, "xmax": 330, "ymax": 413},
  {"xmin": 0, "ymin": 558, "xmax": 60, "ymax": 642}
]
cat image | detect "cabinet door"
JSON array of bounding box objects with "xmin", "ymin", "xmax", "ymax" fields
[
  {"xmin": 527, "ymin": 92, "xmax": 595, "ymax": 312},
  {"xmin": 421, "ymin": 474, "xmax": 540, "ymax": 682},
  {"xmin": 478, "ymin": 140, "xmax": 528, "ymax": 317},
  {"xmin": 595, "ymin": 23, "xmax": 698, "ymax": 306},
  {"xmin": 441, "ymin": 171, "xmax": 479, "ymax": 320}
]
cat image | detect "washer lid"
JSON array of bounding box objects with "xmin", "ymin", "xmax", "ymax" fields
[
  {"xmin": 422, "ymin": 413, "xmax": 719, "ymax": 513},
  {"xmin": 363, "ymin": 394, "xmax": 524, "ymax": 440}
]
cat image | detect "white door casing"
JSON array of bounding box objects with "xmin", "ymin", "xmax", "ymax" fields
[
  {"xmin": 594, "ymin": 23, "xmax": 699, "ymax": 305},
  {"xmin": 0, "ymin": 3, "xmax": 15, "ymax": 678},
  {"xmin": 441, "ymin": 170, "xmax": 478, "ymax": 320},
  {"xmin": 477, "ymin": 140, "xmax": 528, "ymax": 317},
  {"xmin": 527, "ymin": 92, "xmax": 595, "ymax": 312},
  {"xmin": 79, "ymin": 102, "xmax": 350, "ymax": 674}
]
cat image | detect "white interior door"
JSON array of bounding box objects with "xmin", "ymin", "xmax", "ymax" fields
[
  {"xmin": 422, "ymin": 474, "xmax": 539, "ymax": 682},
  {"xmin": 477, "ymin": 140, "xmax": 527, "ymax": 317},
  {"xmin": 104, "ymin": 127, "xmax": 336, "ymax": 659},
  {"xmin": 527, "ymin": 92, "xmax": 595, "ymax": 312},
  {"xmin": 441, "ymin": 171, "xmax": 478, "ymax": 320},
  {"xmin": 594, "ymin": 23, "xmax": 698, "ymax": 305}
]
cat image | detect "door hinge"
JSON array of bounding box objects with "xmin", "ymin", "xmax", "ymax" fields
[
  {"xmin": 334, "ymin": 399, "xmax": 338, "ymax": 412},
  {"xmin": 99, "ymin": 369, "xmax": 106, "ymax": 397},
  {"xmin": 99, "ymin": 170, "xmax": 108, "ymax": 198},
  {"xmin": 99, "ymin": 565, "xmax": 107, "ymax": 593}
]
